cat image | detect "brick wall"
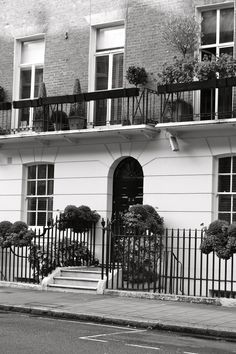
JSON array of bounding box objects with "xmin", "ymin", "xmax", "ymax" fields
[{"xmin": 0, "ymin": 0, "xmax": 235, "ymax": 99}]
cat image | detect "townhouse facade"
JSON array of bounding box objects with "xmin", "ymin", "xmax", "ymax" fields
[{"xmin": 0, "ymin": 0, "xmax": 235, "ymax": 232}]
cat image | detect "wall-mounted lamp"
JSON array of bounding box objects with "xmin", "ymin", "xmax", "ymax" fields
[
  {"xmin": 166, "ymin": 131, "xmax": 179, "ymax": 152},
  {"xmin": 65, "ymin": 32, "xmax": 68, "ymax": 40}
]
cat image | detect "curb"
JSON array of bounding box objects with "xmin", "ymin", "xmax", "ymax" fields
[{"xmin": 0, "ymin": 304, "xmax": 236, "ymax": 341}]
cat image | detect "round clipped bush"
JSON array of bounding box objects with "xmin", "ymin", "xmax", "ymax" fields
[
  {"xmin": 126, "ymin": 66, "xmax": 148, "ymax": 87},
  {"xmin": 59, "ymin": 205, "xmax": 100, "ymax": 233},
  {"xmin": 0, "ymin": 220, "xmax": 12, "ymax": 236},
  {"xmin": 123, "ymin": 204, "xmax": 164, "ymax": 234},
  {"xmin": 200, "ymin": 220, "xmax": 236, "ymax": 259},
  {"xmin": 11, "ymin": 221, "xmax": 28, "ymax": 234}
]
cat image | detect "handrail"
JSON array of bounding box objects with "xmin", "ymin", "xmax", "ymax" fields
[{"xmin": 12, "ymin": 87, "xmax": 140, "ymax": 109}]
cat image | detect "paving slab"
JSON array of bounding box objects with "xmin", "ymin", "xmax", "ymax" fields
[{"xmin": 0, "ymin": 286, "xmax": 235, "ymax": 341}]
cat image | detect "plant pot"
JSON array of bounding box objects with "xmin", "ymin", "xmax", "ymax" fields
[{"xmin": 68, "ymin": 115, "xmax": 86, "ymax": 130}]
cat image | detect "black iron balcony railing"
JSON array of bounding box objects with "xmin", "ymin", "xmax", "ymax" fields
[
  {"xmin": 157, "ymin": 77, "xmax": 236, "ymax": 123},
  {"xmin": 0, "ymin": 87, "xmax": 158, "ymax": 135}
]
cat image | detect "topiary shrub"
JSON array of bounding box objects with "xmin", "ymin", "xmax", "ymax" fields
[
  {"xmin": 200, "ymin": 220, "xmax": 236, "ymax": 260},
  {"xmin": 0, "ymin": 220, "xmax": 36, "ymax": 247},
  {"xmin": 59, "ymin": 205, "xmax": 100, "ymax": 233},
  {"xmin": 123, "ymin": 204, "xmax": 164, "ymax": 234},
  {"xmin": 126, "ymin": 66, "xmax": 148, "ymax": 87}
]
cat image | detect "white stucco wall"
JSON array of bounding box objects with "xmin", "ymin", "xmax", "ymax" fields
[{"xmin": 0, "ymin": 126, "xmax": 235, "ymax": 229}]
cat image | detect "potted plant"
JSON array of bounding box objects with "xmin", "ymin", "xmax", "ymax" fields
[
  {"xmin": 68, "ymin": 79, "xmax": 86, "ymax": 130},
  {"xmin": 126, "ymin": 66, "xmax": 148, "ymax": 87},
  {"xmin": 125, "ymin": 66, "xmax": 148, "ymax": 124},
  {"xmin": 0, "ymin": 86, "xmax": 5, "ymax": 102},
  {"xmin": 33, "ymin": 82, "xmax": 48, "ymax": 132}
]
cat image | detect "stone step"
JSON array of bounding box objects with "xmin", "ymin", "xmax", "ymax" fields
[
  {"xmin": 60, "ymin": 269, "xmax": 101, "ymax": 280},
  {"xmin": 47, "ymin": 283, "xmax": 97, "ymax": 293},
  {"xmin": 54, "ymin": 276, "xmax": 99, "ymax": 288}
]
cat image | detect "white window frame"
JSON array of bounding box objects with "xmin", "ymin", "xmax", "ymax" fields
[
  {"xmin": 88, "ymin": 23, "xmax": 125, "ymax": 126},
  {"xmin": 217, "ymin": 155, "xmax": 236, "ymax": 223},
  {"xmin": 25, "ymin": 163, "xmax": 54, "ymax": 227},
  {"xmin": 196, "ymin": 5, "xmax": 234, "ymax": 118},
  {"xmin": 12, "ymin": 34, "xmax": 45, "ymax": 129}
]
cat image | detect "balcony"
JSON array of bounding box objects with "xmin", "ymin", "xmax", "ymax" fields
[
  {"xmin": 0, "ymin": 88, "xmax": 158, "ymax": 139},
  {"xmin": 157, "ymin": 77, "xmax": 236, "ymax": 125}
]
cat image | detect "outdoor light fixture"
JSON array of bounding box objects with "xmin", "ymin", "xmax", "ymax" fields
[{"xmin": 166, "ymin": 131, "xmax": 179, "ymax": 151}]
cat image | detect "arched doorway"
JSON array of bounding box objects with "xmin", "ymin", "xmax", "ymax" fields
[{"xmin": 112, "ymin": 157, "xmax": 143, "ymax": 221}]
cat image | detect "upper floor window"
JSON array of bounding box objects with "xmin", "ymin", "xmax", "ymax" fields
[
  {"xmin": 26, "ymin": 164, "xmax": 54, "ymax": 227},
  {"xmin": 17, "ymin": 39, "xmax": 45, "ymax": 128},
  {"xmin": 217, "ymin": 156, "xmax": 236, "ymax": 223},
  {"xmin": 94, "ymin": 26, "xmax": 125, "ymax": 126},
  {"xmin": 199, "ymin": 7, "xmax": 234, "ymax": 120},
  {"xmin": 201, "ymin": 8, "xmax": 234, "ymax": 56}
]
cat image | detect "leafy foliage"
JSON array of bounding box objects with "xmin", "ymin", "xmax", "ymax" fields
[
  {"xmin": 28, "ymin": 240, "xmax": 98, "ymax": 278},
  {"xmin": 59, "ymin": 205, "xmax": 100, "ymax": 233},
  {"xmin": 0, "ymin": 220, "xmax": 36, "ymax": 247},
  {"xmin": 126, "ymin": 66, "xmax": 148, "ymax": 86},
  {"xmin": 122, "ymin": 204, "xmax": 164, "ymax": 234},
  {"xmin": 161, "ymin": 14, "xmax": 201, "ymax": 57},
  {"xmin": 113, "ymin": 204, "xmax": 164, "ymax": 284},
  {"xmin": 200, "ymin": 220, "xmax": 236, "ymax": 260},
  {"xmin": 158, "ymin": 56, "xmax": 197, "ymax": 84}
]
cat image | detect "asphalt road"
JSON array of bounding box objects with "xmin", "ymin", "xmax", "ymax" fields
[{"xmin": 0, "ymin": 310, "xmax": 236, "ymax": 354}]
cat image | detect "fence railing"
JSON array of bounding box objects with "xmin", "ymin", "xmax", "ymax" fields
[
  {"xmin": 101, "ymin": 224, "xmax": 236, "ymax": 298},
  {"xmin": 0, "ymin": 218, "xmax": 96, "ymax": 284},
  {"xmin": 0, "ymin": 87, "xmax": 158, "ymax": 134}
]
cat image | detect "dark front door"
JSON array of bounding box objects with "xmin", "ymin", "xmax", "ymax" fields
[{"xmin": 112, "ymin": 157, "xmax": 143, "ymax": 221}]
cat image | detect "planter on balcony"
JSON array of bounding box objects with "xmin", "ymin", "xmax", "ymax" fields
[
  {"xmin": 68, "ymin": 115, "xmax": 86, "ymax": 130},
  {"xmin": 157, "ymin": 77, "xmax": 236, "ymax": 94}
]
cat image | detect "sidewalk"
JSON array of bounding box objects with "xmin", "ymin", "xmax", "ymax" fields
[{"xmin": 0, "ymin": 285, "xmax": 236, "ymax": 341}]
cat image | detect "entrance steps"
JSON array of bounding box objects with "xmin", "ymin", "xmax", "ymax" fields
[{"xmin": 47, "ymin": 267, "xmax": 102, "ymax": 293}]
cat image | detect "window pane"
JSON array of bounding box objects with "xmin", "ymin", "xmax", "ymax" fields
[
  {"xmin": 218, "ymin": 212, "xmax": 231, "ymax": 223},
  {"xmin": 38, "ymin": 198, "xmax": 47, "ymax": 211},
  {"xmin": 28, "ymin": 166, "xmax": 36, "ymax": 179},
  {"xmin": 21, "ymin": 40, "xmax": 45, "ymax": 64},
  {"xmin": 218, "ymin": 195, "xmax": 231, "ymax": 211},
  {"xmin": 48, "ymin": 165, "xmax": 54, "ymax": 178},
  {"xmin": 233, "ymin": 157, "xmax": 236, "ymax": 173},
  {"xmin": 47, "ymin": 180, "xmax": 54, "ymax": 195},
  {"xmin": 218, "ymin": 175, "xmax": 230, "ymax": 192},
  {"xmin": 201, "ymin": 10, "xmax": 216, "ymax": 45},
  {"xmin": 219, "ymin": 47, "xmax": 234, "ymax": 56},
  {"xmin": 219, "ymin": 157, "xmax": 231, "ymax": 173},
  {"xmin": 112, "ymin": 53, "xmax": 123, "ymax": 88},
  {"xmin": 95, "ymin": 56, "xmax": 109, "ymax": 90},
  {"xmin": 34, "ymin": 68, "xmax": 43, "ymax": 97},
  {"xmin": 27, "ymin": 212, "xmax": 36, "ymax": 226},
  {"xmin": 27, "ymin": 198, "xmax": 36, "ymax": 211},
  {"xmin": 233, "ymin": 196, "xmax": 236, "ymax": 212},
  {"xmin": 37, "ymin": 213, "xmax": 46, "ymax": 226},
  {"xmin": 37, "ymin": 181, "xmax": 46, "ymax": 195},
  {"xmin": 94, "ymin": 100, "xmax": 107, "ymax": 126},
  {"xmin": 20, "ymin": 69, "xmax": 31, "ymax": 99},
  {"xmin": 48, "ymin": 197, "xmax": 53, "ymax": 211},
  {"xmin": 38, "ymin": 164, "xmax": 46, "ymax": 179},
  {"xmin": 97, "ymin": 26, "xmax": 125, "ymax": 51},
  {"xmin": 27, "ymin": 181, "xmax": 36, "ymax": 195},
  {"xmin": 201, "ymin": 47, "xmax": 216, "ymax": 61},
  {"xmin": 232, "ymin": 176, "xmax": 236, "ymax": 192},
  {"xmin": 233, "ymin": 213, "xmax": 236, "ymax": 222},
  {"xmin": 220, "ymin": 8, "xmax": 234, "ymax": 43}
]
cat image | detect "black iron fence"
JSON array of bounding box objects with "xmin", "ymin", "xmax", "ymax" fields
[
  {"xmin": 0, "ymin": 87, "xmax": 158, "ymax": 134},
  {"xmin": 158, "ymin": 77, "xmax": 236, "ymax": 123},
  {"xmin": 0, "ymin": 218, "xmax": 96, "ymax": 284},
  {"xmin": 101, "ymin": 224, "xmax": 236, "ymax": 298}
]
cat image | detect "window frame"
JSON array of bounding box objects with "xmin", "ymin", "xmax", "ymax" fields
[
  {"xmin": 88, "ymin": 23, "xmax": 125, "ymax": 126},
  {"xmin": 197, "ymin": 6, "xmax": 234, "ymax": 118},
  {"xmin": 25, "ymin": 163, "xmax": 54, "ymax": 227},
  {"xmin": 217, "ymin": 156, "xmax": 236, "ymax": 223},
  {"xmin": 13, "ymin": 34, "xmax": 45, "ymax": 129}
]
